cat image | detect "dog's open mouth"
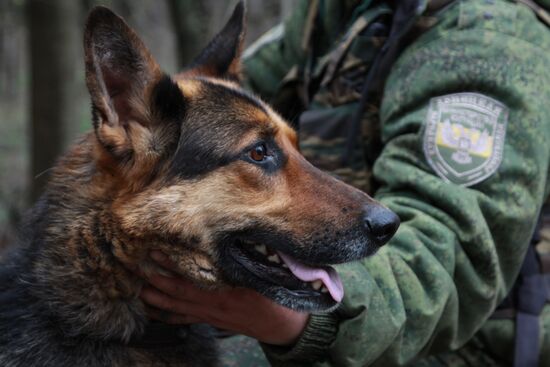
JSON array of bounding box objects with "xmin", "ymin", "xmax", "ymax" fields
[{"xmin": 225, "ymin": 239, "xmax": 344, "ymax": 311}]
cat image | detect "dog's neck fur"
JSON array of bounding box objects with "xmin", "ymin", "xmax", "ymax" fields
[{"xmin": 24, "ymin": 134, "xmax": 149, "ymax": 343}]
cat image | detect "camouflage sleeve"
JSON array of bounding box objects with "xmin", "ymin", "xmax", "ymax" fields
[
  {"xmin": 242, "ymin": 1, "xmax": 309, "ymax": 102},
  {"xmin": 264, "ymin": 1, "xmax": 550, "ymax": 365}
]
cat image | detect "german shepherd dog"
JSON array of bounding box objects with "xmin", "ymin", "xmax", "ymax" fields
[{"xmin": 0, "ymin": 2, "xmax": 399, "ymax": 366}]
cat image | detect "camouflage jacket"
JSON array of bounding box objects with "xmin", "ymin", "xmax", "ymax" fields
[{"xmin": 243, "ymin": 0, "xmax": 550, "ymax": 366}]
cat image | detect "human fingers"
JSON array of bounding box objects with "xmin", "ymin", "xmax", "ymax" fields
[
  {"xmin": 149, "ymin": 250, "xmax": 178, "ymax": 271},
  {"xmin": 143, "ymin": 271, "xmax": 222, "ymax": 306},
  {"xmin": 141, "ymin": 286, "xmax": 232, "ymax": 329},
  {"xmin": 140, "ymin": 285, "xmax": 207, "ymax": 319}
]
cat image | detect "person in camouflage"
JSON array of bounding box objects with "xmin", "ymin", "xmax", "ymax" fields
[{"xmin": 141, "ymin": 0, "xmax": 550, "ymax": 365}]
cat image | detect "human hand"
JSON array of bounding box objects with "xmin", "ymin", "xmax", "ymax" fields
[{"xmin": 139, "ymin": 250, "xmax": 310, "ymax": 346}]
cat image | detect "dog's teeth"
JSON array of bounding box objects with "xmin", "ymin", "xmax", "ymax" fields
[
  {"xmin": 312, "ymin": 280, "xmax": 323, "ymax": 290},
  {"xmin": 267, "ymin": 254, "xmax": 281, "ymax": 264},
  {"xmin": 320, "ymin": 286, "xmax": 328, "ymax": 293},
  {"xmin": 255, "ymin": 245, "xmax": 267, "ymax": 255}
]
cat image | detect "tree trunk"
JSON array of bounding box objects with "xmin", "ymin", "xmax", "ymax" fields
[
  {"xmin": 27, "ymin": 0, "xmax": 81, "ymax": 202},
  {"xmin": 168, "ymin": 0, "xmax": 212, "ymax": 68}
]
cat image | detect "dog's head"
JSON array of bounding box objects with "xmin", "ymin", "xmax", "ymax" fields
[{"xmin": 83, "ymin": 2, "xmax": 399, "ymax": 312}]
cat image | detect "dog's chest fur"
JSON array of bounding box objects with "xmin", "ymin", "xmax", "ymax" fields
[
  {"xmin": 0, "ymin": 253, "xmax": 218, "ymax": 366},
  {"xmin": 0, "ymin": 193, "xmax": 218, "ymax": 367}
]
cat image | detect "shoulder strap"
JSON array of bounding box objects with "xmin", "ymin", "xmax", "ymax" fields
[
  {"xmin": 517, "ymin": 0, "xmax": 550, "ymax": 27},
  {"xmin": 513, "ymin": 245, "xmax": 549, "ymax": 367},
  {"xmin": 492, "ymin": 205, "xmax": 550, "ymax": 367},
  {"xmin": 343, "ymin": 0, "xmax": 426, "ymax": 164}
]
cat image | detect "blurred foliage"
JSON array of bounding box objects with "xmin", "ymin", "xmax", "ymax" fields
[{"xmin": 0, "ymin": 0, "xmax": 287, "ymax": 249}]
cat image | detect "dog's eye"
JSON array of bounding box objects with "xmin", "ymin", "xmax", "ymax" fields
[{"xmin": 249, "ymin": 144, "xmax": 267, "ymax": 162}]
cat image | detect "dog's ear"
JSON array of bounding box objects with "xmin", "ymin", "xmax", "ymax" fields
[
  {"xmin": 188, "ymin": 1, "xmax": 246, "ymax": 81},
  {"xmin": 84, "ymin": 7, "xmax": 183, "ymax": 161},
  {"xmin": 84, "ymin": 6, "xmax": 161, "ymax": 127}
]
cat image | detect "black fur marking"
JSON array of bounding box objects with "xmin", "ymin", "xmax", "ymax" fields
[
  {"xmin": 152, "ymin": 75, "xmax": 186, "ymax": 124},
  {"xmin": 199, "ymin": 79, "xmax": 267, "ymax": 115},
  {"xmin": 91, "ymin": 104, "xmax": 101, "ymax": 129},
  {"xmin": 170, "ymin": 147, "xmax": 235, "ymax": 180},
  {"xmin": 77, "ymin": 241, "xmax": 92, "ymax": 261},
  {"xmin": 93, "ymin": 216, "xmax": 117, "ymax": 266}
]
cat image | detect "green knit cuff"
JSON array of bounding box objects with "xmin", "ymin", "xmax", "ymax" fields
[{"xmin": 260, "ymin": 312, "xmax": 339, "ymax": 366}]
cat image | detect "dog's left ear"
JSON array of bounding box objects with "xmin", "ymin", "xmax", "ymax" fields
[
  {"xmin": 84, "ymin": 7, "xmax": 183, "ymax": 163},
  {"xmin": 188, "ymin": 1, "xmax": 246, "ymax": 81},
  {"xmin": 84, "ymin": 7, "xmax": 162, "ymax": 127}
]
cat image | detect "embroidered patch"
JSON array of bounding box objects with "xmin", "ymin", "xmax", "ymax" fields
[{"xmin": 423, "ymin": 93, "xmax": 508, "ymax": 187}]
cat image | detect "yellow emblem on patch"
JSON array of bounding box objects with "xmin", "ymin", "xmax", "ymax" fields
[{"xmin": 424, "ymin": 93, "xmax": 508, "ymax": 186}]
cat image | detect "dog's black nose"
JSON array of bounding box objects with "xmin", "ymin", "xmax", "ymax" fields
[{"xmin": 363, "ymin": 205, "xmax": 400, "ymax": 245}]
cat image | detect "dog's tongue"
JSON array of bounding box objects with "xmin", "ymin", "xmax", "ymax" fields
[{"xmin": 277, "ymin": 252, "xmax": 344, "ymax": 302}]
